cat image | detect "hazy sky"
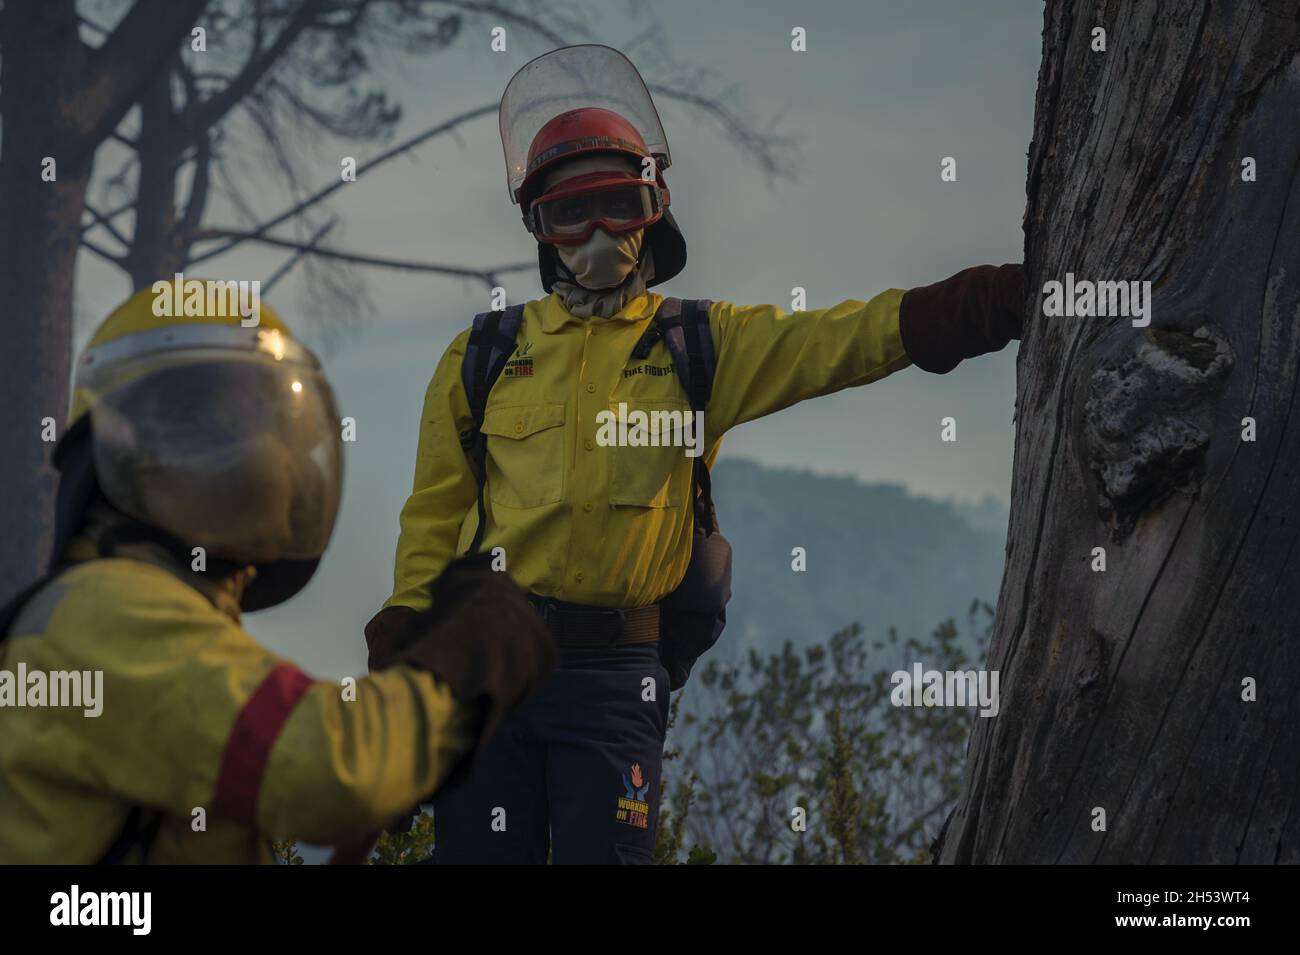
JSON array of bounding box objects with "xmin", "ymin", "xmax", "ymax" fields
[{"xmin": 73, "ymin": 0, "xmax": 1043, "ymax": 676}]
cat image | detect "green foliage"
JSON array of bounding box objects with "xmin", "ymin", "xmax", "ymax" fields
[
  {"xmin": 369, "ymin": 811, "xmax": 436, "ymax": 865},
  {"xmin": 654, "ymin": 693, "xmax": 705, "ymax": 864},
  {"xmin": 272, "ymin": 812, "xmax": 435, "ymax": 865},
  {"xmin": 685, "ymin": 844, "xmax": 717, "ymax": 865},
  {"xmin": 657, "ymin": 601, "xmax": 993, "ymax": 865},
  {"xmin": 271, "ymin": 840, "xmax": 304, "ymax": 865}
]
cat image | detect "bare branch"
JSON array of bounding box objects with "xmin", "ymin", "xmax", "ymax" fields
[
  {"xmin": 192, "ymin": 228, "xmax": 532, "ymax": 288},
  {"xmin": 176, "ymin": 133, "xmax": 213, "ymax": 247},
  {"xmin": 239, "ymin": 82, "xmax": 314, "ymax": 206},
  {"xmin": 432, "ymin": 0, "xmax": 574, "ymax": 48},
  {"xmin": 649, "ymin": 83, "xmax": 797, "ymax": 181},
  {"xmin": 80, "ymin": 236, "xmax": 127, "ymax": 267},
  {"xmin": 81, "ymin": 203, "xmax": 132, "ymax": 252},
  {"xmin": 262, "ymin": 218, "xmax": 337, "ymax": 292},
  {"xmin": 187, "ymin": 101, "xmax": 498, "ymax": 265},
  {"xmin": 177, "ymin": 0, "xmax": 326, "ymax": 146},
  {"xmin": 75, "ymin": 0, "xmax": 210, "ymax": 150},
  {"xmin": 189, "ymin": 71, "xmax": 794, "ymax": 264},
  {"xmin": 80, "ymin": 196, "xmax": 137, "ymax": 238}
]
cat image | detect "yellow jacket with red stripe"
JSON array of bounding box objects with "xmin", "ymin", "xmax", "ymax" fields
[
  {"xmin": 0, "ymin": 557, "xmax": 473, "ymax": 863},
  {"xmin": 387, "ymin": 289, "xmax": 912, "ymax": 611}
]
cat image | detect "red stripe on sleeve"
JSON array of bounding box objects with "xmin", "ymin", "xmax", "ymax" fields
[{"xmin": 211, "ymin": 663, "xmax": 316, "ymax": 825}]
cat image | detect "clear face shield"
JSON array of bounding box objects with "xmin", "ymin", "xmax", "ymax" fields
[
  {"xmin": 77, "ymin": 326, "xmax": 343, "ymax": 566},
  {"xmin": 499, "ymin": 44, "xmax": 671, "ymax": 203}
]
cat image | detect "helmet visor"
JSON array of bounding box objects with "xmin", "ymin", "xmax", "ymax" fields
[
  {"xmin": 500, "ymin": 44, "xmax": 670, "ymax": 202},
  {"xmin": 530, "ymin": 179, "xmax": 664, "ymax": 244},
  {"xmin": 83, "ymin": 348, "xmax": 342, "ymax": 565}
]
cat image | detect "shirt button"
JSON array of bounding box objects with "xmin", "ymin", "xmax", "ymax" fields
[
  {"xmin": 514, "ymin": 422, "xmax": 523, "ymax": 433},
  {"xmin": 574, "ymin": 571, "xmax": 585, "ymax": 582},
  {"xmin": 584, "ymin": 439, "xmax": 594, "ymax": 451},
  {"xmin": 583, "ymin": 502, "xmax": 593, "ymax": 512},
  {"xmin": 585, "ymin": 383, "xmax": 596, "ymax": 393}
]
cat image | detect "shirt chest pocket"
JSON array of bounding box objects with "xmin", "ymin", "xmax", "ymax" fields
[
  {"xmin": 607, "ymin": 400, "xmax": 695, "ymax": 509},
  {"xmin": 481, "ymin": 402, "xmax": 566, "ymax": 508}
]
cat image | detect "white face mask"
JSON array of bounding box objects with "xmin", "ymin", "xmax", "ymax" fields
[{"xmin": 558, "ymin": 228, "xmax": 644, "ymax": 289}]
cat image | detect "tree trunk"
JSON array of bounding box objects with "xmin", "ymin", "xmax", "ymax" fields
[
  {"xmin": 940, "ymin": 0, "xmax": 1300, "ymax": 864},
  {"xmin": 0, "ymin": 1, "xmax": 207, "ymax": 598},
  {"xmin": 0, "ymin": 1, "xmax": 95, "ymax": 593}
]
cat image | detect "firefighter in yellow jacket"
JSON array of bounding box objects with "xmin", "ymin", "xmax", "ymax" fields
[
  {"xmin": 0, "ymin": 283, "xmax": 553, "ymax": 864},
  {"xmin": 365, "ymin": 45, "xmax": 1025, "ymax": 864}
]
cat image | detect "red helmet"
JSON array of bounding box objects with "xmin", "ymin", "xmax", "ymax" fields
[
  {"xmin": 520, "ymin": 107, "xmax": 663, "ymax": 207},
  {"xmin": 519, "ymin": 108, "xmax": 671, "ymax": 246}
]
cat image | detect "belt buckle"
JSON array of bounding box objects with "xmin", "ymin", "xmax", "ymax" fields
[
  {"xmin": 598, "ymin": 607, "xmax": 627, "ymax": 645},
  {"xmin": 533, "ymin": 599, "xmax": 625, "ymax": 645},
  {"xmin": 532, "ymin": 597, "xmax": 557, "ymax": 629}
]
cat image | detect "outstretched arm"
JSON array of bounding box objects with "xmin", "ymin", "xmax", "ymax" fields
[{"xmin": 702, "ymin": 265, "xmax": 1024, "ymax": 442}]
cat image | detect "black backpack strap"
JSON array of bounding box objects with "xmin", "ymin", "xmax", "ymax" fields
[
  {"xmin": 650, "ymin": 298, "xmax": 719, "ymax": 534},
  {"xmin": 462, "ymin": 305, "xmax": 527, "ymax": 425},
  {"xmin": 460, "ymin": 305, "xmax": 526, "ymax": 554},
  {"xmin": 0, "ymin": 573, "xmax": 61, "ymax": 644},
  {"xmin": 678, "ymin": 299, "xmax": 717, "ymax": 411},
  {"xmin": 647, "ymin": 298, "xmax": 717, "ymax": 412},
  {"xmin": 632, "ymin": 296, "xmax": 682, "ymax": 359}
]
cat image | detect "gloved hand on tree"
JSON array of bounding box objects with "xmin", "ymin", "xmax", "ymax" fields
[{"xmin": 899, "ymin": 263, "xmax": 1025, "ymax": 373}]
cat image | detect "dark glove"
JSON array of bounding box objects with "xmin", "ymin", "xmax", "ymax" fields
[
  {"xmin": 364, "ymin": 605, "xmax": 421, "ymax": 671},
  {"xmin": 366, "ymin": 555, "xmax": 555, "ymax": 753},
  {"xmin": 898, "ymin": 263, "xmax": 1024, "ymax": 374}
]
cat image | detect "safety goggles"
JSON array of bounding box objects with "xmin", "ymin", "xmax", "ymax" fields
[{"xmin": 526, "ymin": 173, "xmax": 667, "ymax": 245}]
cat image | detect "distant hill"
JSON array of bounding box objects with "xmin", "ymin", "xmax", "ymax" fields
[{"xmin": 710, "ymin": 458, "xmax": 1008, "ymax": 655}]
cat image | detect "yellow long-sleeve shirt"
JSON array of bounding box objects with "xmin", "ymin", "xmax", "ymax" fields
[
  {"xmin": 387, "ymin": 289, "xmax": 911, "ymax": 611},
  {"xmin": 0, "ymin": 557, "xmax": 474, "ymax": 863}
]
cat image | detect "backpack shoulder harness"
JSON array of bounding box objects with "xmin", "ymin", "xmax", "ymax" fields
[{"xmin": 459, "ymin": 298, "xmax": 730, "ymax": 690}]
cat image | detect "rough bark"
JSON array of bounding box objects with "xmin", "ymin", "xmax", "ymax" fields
[
  {"xmin": 939, "ymin": 0, "xmax": 1300, "ymax": 865},
  {"xmin": 0, "ymin": 0, "xmax": 207, "ymax": 597}
]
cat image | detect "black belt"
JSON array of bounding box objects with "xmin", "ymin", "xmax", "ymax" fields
[{"xmin": 528, "ymin": 596, "xmax": 660, "ymax": 647}]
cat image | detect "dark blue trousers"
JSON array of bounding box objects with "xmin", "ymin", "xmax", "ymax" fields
[{"xmin": 432, "ymin": 644, "xmax": 670, "ymax": 864}]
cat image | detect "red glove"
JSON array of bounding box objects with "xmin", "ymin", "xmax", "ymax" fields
[{"xmin": 898, "ymin": 263, "xmax": 1025, "ymax": 373}]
